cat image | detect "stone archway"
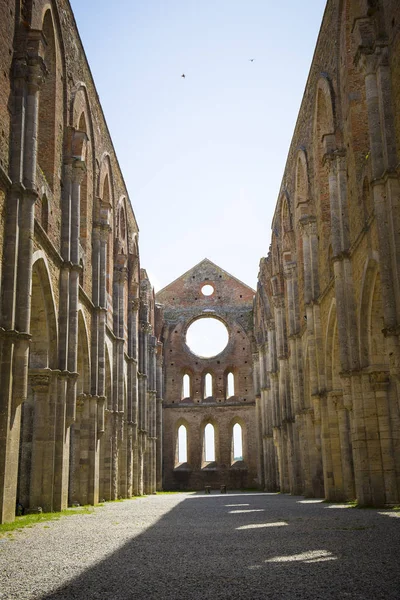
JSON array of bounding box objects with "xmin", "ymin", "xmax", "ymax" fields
[{"xmin": 18, "ymin": 257, "xmax": 58, "ymax": 511}]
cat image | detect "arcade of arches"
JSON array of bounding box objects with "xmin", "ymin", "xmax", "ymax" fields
[{"xmin": 0, "ymin": 0, "xmax": 400, "ymax": 522}]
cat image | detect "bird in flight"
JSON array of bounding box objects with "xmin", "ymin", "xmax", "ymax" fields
[
  {"xmin": 181, "ymin": 73, "xmax": 186, "ymax": 78},
  {"xmin": 249, "ymin": 58, "xmax": 255, "ymax": 62}
]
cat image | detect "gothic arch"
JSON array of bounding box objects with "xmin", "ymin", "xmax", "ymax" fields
[
  {"xmin": 98, "ymin": 155, "xmax": 114, "ymax": 301},
  {"xmin": 37, "ymin": 8, "xmax": 64, "ymax": 191},
  {"xmin": 202, "ymin": 369, "xmax": 216, "ymax": 399},
  {"xmin": 314, "ymin": 76, "xmax": 336, "ymax": 138},
  {"xmin": 313, "ymin": 75, "xmax": 336, "ymax": 291},
  {"xmin": 70, "ymin": 84, "xmax": 95, "ymax": 261},
  {"xmin": 174, "ymin": 418, "xmax": 190, "ymax": 465},
  {"xmin": 229, "ymin": 417, "xmax": 246, "ymax": 463},
  {"xmin": 294, "ymin": 148, "xmax": 312, "ymax": 221},
  {"xmin": 97, "ymin": 154, "xmax": 114, "ymax": 205},
  {"xmin": 115, "ymin": 196, "xmax": 128, "ymax": 256},
  {"xmin": 181, "ymin": 368, "xmax": 193, "ymax": 401},
  {"xmin": 325, "ymin": 299, "xmax": 341, "ymax": 391},
  {"xmin": 30, "ymin": 252, "xmax": 58, "ymax": 369},
  {"xmin": 359, "ymin": 256, "xmax": 388, "ymax": 369},
  {"xmin": 104, "ymin": 340, "xmax": 113, "ymax": 410},
  {"xmin": 77, "ymin": 309, "xmax": 90, "ymax": 395},
  {"xmin": 358, "ymin": 254, "xmax": 379, "ymax": 368},
  {"xmin": 200, "ymin": 418, "xmax": 219, "ymax": 464}
]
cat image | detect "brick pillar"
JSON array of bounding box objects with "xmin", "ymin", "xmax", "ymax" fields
[
  {"xmin": 156, "ymin": 341, "xmax": 163, "ymax": 491},
  {"xmin": 138, "ymin": 320, "xmax": 150, "ymax": 494},
  {"xmin": 336, "ymin": 392, "xmax": 355, "ymax": 500},
  {"xmin": 129, "ymin": 297, "xmax": 140, "ymax": 496},
  {"xmin": 0, "ymin": 43, "xmax": 47, "ymax": 523},
  {"xmin": 29, "ymin": 370, "xmax": 54, "ymax": 511}
]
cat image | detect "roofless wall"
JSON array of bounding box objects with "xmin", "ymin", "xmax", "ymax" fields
[{"xmin": 157, "ymin": 259, "xmax": 259, "ymax": 491}]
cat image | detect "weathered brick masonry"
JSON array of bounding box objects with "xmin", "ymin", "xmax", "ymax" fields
[
  {"xmin": 157, "ymin": 259, "xmax": 258, "ymax": 491},
  {"xmin": 254, "ymin": 0, "xmax": 400, "ymax": 505},
  {"xmin": 1, "ymin": 0, "xmax": 400, "ymax": 523},
  {"xmin": 0, "ymin": 0, "xmax": 163, "ymax": 523}
]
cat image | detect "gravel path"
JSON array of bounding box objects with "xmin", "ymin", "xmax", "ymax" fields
[{"xmin": 1, "ymin": 492, "xmax": 399, "ymax": 600}]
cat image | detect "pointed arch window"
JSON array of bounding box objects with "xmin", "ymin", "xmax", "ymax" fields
[
  {"xmin": 232, "ymin": 423, "xmax": 243, "ymax": 462},
  {"xmin": 177, "ymin": 424, "xmax": 188, "ymax": 464},
  {"xmin": 38, "ymin": 10, "xmax": 57, "ymax": 189},
  {"xmin": 79, "ymin": 259, "xmax": 84, "ymax": 287},
  {"xmin": 227, "ymin": 372, "xmax": 235, "ymax": 398},
  {"xmin": 182, "ymin": 374, "xmax": 191, "ymax": 399},
  {"xmin": 204, "ymin": 423, "xmax": 215, "ymax": 462},
  {"xmin": 42, "ymin": 194, "xmax": 49, "ymax": 232},
  {"xmin": 362, "ymin": 177, "xmax": 373, "ymax": 223},
  {"xmin": 78, "ymin": 112, "xmax": 89, "ymax": 251},
  {"xmin": 204, "ymin": 373, "xmax": 213, "ymax": 398}
]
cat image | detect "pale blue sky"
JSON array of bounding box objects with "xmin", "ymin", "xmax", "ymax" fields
[{"xmin": 70, "ymin": 0, "xmax": 326, "ymax": 291}]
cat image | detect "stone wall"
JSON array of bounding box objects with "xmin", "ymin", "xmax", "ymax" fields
[
  {"xmin": 254, "ymin": 0, "xmax": 400, "ymax": 506},
  {"xmin": 0, "ymin": 0, "xmax": 162, "ymax": 523},
  {"xmin": 157, "ymin": 259, "xmax": 259, "ymax": 491}
]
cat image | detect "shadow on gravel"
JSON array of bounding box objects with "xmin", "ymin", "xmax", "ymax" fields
[{"xmin": 41, "ymin": 493, "xmax": 400, "ymax": 600}]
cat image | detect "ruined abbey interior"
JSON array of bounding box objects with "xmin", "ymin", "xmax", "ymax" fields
[{"xmin": 1, "ymin": 0, "xmax": 400, "ymax": 523}]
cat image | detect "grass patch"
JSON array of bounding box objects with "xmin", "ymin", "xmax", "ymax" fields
[{"xmin": 0, "ymin": 506, "xmax": 94, "ymax": 538}]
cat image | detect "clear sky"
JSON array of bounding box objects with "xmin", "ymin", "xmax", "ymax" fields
[{"xmin": 69, "ymin": 0, "xmax": 327, "ymax": 292}]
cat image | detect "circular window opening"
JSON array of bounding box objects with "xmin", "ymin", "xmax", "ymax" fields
[
  {"xmin": 186, "ymin": 317, "xmax": 229, "ymax": 358},
  {"xmin": 201, "ymin": 284, "xmax": 214, "ymax": 296}
]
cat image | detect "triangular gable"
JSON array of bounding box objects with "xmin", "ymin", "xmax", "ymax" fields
[{"xmin": 156, "ymin": 258, "xmax": 256, "ymax": 298}]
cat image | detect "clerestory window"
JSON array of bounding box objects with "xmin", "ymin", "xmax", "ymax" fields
[
  {"xmin": 227, "ymin": 372, "xmax": 235, "ymax": 398},
  {"xmin": 182, "ymin": 374, "xmax": 191, "ymax": 399},
  {"xmin": 232, "ymin": 423, "xmax": 243, "ymax": 461},
  {"xmin": 204, "ymin": 373, "xmax": 213, "ymax": 398},
  {"xmin": 177, "ymin": 424, "xmax": 188, "ymax": 463},
  {"xmin": 204, "ymin": 423, "xmax": 215, "ymax": 462}
]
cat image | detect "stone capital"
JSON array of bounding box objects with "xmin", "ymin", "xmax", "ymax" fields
[
  {"xmin": 266, "ymin": 319, "xmax": 275, "ymax": 332},
  {"xmin": 114, "ymin": 265, "xmax": 128, "ymax": 284},
  {"xmin": 298, "ymin": 216, "xmax": 317, "ymax": 237},
  {"xmin": 322, "ymin": 147, "xmax": 346, "ymax": 169},
  {"xmin": 71, "ymin": 159, "xmax": 87, "ymax": 184},
  {"xmin": 131, "ymin": 298, "xmax": 140, "ymax": 311},
  {"xmin": 271, "ymin": 294, "xmax": 285, "ymax": 310},
  {"xmin": 283, "ymin": 260, "xmax": 297, "ymax": 280},
  {"xmin": 30, "ymin": 370, "xmax": 52, "ymax": 393},
  {"xmin": 369, "ymin": 371, "xmax": 390, "ymax": 392},
  {"xmin": 27, "ymin": 56, "xmax": 47, "ymax": 93},
  {"xmin": 76, "ymin": 394, "xmax": 86, "ymax": 412},
  {"xmin": 13, "ymin": 57, "xmax": 28, "ymax": 84},
  {"xmin": 327, "ymin": 390, "xmax": 345, "ymax": 410},
  {"xmin": 141, "ymin": 322, "xmax": 152, "ymax": 334}
]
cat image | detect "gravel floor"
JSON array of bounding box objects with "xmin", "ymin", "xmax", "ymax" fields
[{"xmin": 0, "ymin": 492, "xmax": 399, "ymax": 600}]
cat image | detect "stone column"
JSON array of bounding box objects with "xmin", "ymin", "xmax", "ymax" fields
[
  {"xmin": 29, "ymin": 370, "xmax": 54, "ymax": 510},
  {"xmin": 156, "ymin": 341, "xmax": 163, "ymax": 491},
  {"xmin": 320, "ymin": 392, "xmax": 337, "ymax": 501},
  {"xmin": 355, "ymin": 20, "xmax": 400, "ymax": 390},
  {"xmin": 92, "ymin": 211, "xmax": 110, "ymax": 501},
  {"xmin": 335, "ymin": 391, "xmax": 355, "ymax": 500},
  {"xmin": 271, "ymin": 289, "xmax": 292, "ymax": 493},
  {"xmin": 253, "ymin": 348, "xmax": 264, "ymax": 489},
  {"xmin": 129, "ymin": 297, "xmax": 140, "ymax": 496},
  {"xmin": 0, "ymin": 41, "xmax": 47, "ymax": 522},
  {"xmin": 67, "ymin": 159, "xmax": 86, "ymax": 424},
  {"xmin": 283, "ymin": 259, "xmax": 302, "ymax": 495},
  {"xmin": 369, "ymin": 371, "xmax": 398, "ymax": 504},
  {"xmin": 298, "ymin": 216, "xmax": 324, "ymax": 497},
  {"xmin": 138, "ymin": 321, "xmax": 150, "ymax": 494}
]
